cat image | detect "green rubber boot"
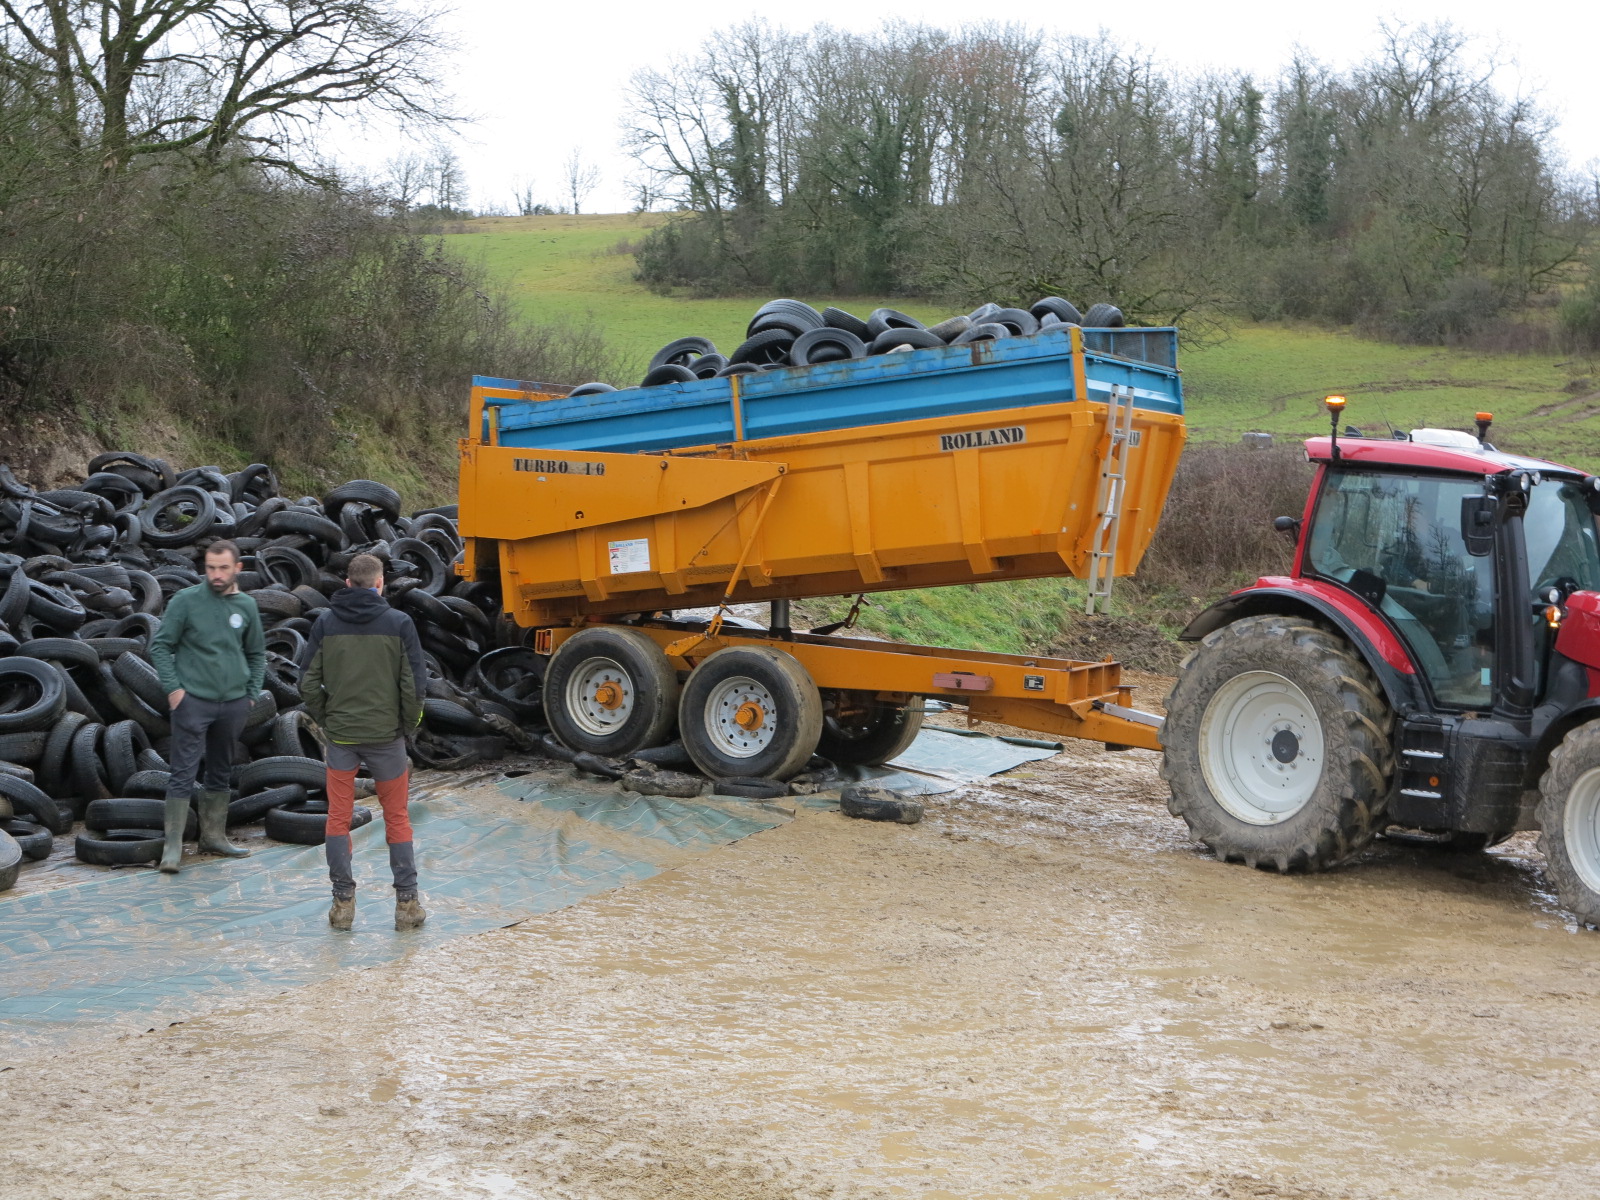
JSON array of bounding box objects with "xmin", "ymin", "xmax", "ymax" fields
[
  {"xmin": 158, "ymin": 794, "xmax": 187, "ymax": 874},
  {"xmin": 197, "ymin": 791, "xmax": 248, "ymax": 858}
]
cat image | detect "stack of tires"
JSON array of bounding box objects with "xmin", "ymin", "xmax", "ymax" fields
[
  {"xmin": 0, "ymin": 454, "xmax": 547, "ymax": 886},
  {"xmin": 565, "ymin": 296, "xmax": 1128, "ymax": 393}
]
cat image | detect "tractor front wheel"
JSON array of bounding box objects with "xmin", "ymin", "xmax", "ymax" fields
[
  {"xmin": 1536, "ymin": 723, "xmax": 1600, "ymax": 926},
  {"xmin": 1161, "ymin": 615, "xmax": 1395, "ymax": 872}
]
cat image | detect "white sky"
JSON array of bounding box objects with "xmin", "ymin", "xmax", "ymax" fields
[{"xmin": 322, "ymin": 0, "xmax": 1600, "ymax": 213}]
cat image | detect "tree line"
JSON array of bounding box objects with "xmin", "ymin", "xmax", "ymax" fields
[
  {"xmin": 624, "ymin": 21, "xmax": 1596, "ymax": 344},
  {"xmin": 0, "ymin": 0, "xmax": 611, "ymax": 476}
]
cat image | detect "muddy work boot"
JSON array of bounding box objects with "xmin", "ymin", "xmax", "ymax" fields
[
  {"xmin": 197, "ymin": 790, "xmax": 249, "ymax": 858},
  {"xmin": 158, "ymin": 793, "xmax": 188, "ymax": 874},
  {"xmin": 329, "ymin": 892, "xmax": 356, "ymax": 931},
  {"xmin": 394, "ymin": 892, "xmax": 427, "ymax": 931}
]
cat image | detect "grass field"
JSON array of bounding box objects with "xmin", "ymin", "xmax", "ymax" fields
[
  {"xmin": 445, "ymin": 213, "xmax": 1599, "ymax": 469},
  {"xmin": 441, "ymin": 213, "xmax": 1600, "ymax": 654}
]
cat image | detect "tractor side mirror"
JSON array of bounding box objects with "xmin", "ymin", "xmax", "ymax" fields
[
  {"xmin": 1461, "ymin": 494, "xmax": 1497, "ymax": 557},
  {"xmin": 1272, "ymin": 515, "xmax": 1302, "ymax": 541},
  {"xmin": 1584, "ymin": 476, "xmax": 1600, "ymax": 515}
]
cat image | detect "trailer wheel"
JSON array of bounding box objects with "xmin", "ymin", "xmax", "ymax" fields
[
  {"xmin": 679, "ymin": 647, "xmax": 822, "ymax": 781},
  {"xmin": 1536, "ymin": 723, "xmax": 1600, "ymax": 926},
  {"xmin": 816, "ymin": 690, "xmax": 924, "ymax": 766},
  {"xmin": 544, "ymin": 628, "xmax": 680, "ymax": 757},
  {"xmin": 1161, "ymin": 615, "xmax": 1394, "ymax": 872}
]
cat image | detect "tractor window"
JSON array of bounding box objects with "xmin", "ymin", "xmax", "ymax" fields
[
  {"xmin": 1524, "ymin": 482, "xmax": 1600, "ymax": 596},
  {"xmin": 1525, "ymin": 481, "xmax": 1600, "ymax": 698},
  {"xmin": 1305, "ymin": 471, "xmax": 1492, "ymax": 708}
]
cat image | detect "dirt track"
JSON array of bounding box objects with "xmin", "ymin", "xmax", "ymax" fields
[{"xmin": 4, "ymin": 697, "xmax": 1600, "ymax": 1198}]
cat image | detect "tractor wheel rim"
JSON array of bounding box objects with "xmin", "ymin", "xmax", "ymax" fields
[
  {"xmin": 565, "ymin": 657, "xmax": 634, "ymax": 737},
  {"xmin": 706, "ymin": 676, "xmax": 777, "ymax": 759},
  {"xmin": 1199, "ymin": 670, "xmax": 1325, "ymax": 825},
  {"xmin": 1563, "ymin": 767, "xmax": 1600, "ymax": 894}
]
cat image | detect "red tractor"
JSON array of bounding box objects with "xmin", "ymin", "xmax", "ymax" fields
[{"xmin": 1163, "ymin": 403, "xmax": 1600, "ymax": 923}]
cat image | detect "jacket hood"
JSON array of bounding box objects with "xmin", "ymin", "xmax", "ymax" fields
[{"xmin": 328, "ymin": 586, "xmax": 390, "ymax": 623}]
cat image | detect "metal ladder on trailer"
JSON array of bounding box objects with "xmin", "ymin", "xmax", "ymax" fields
[{"xmin": 1085, "ymin": 385, "xmax": 1137, "ymax": 615}]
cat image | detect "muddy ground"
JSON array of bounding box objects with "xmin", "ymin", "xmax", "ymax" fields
[{"xmin": 3, "ymin": 675, "xmax": 1599, "ymax": 1199}]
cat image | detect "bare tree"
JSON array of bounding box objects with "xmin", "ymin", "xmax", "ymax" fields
[
  {"xmin": 562, "ymin": 147, "xmax": 600, "ymax": 214},
  {"xmin": 381, "ymin": 152, "xmax": 429, "ymax": 211},
  {"xmin": 427, "ymin": 145, "xmax": 467, "ymax": 212},
  {"xmin": 511, "ymin": 175, "xmax": 543, "ymax": 216},
  {"xmin": 0, "ymin": 0, "xmax": 457, "ymax": 176}
]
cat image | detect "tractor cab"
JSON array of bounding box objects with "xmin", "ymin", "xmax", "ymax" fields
[{"xmin": 1164, "ymin": 404, "xmax": 1600, "ymax": 927}]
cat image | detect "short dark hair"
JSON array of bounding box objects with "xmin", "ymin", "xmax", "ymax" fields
[
  {"xmin": 205, "ymin": 539, "xmax": 241, "ymax": 563},
  {"xmin": 346, "ymin": 553, "xmax": 383, "ymax": 588}
]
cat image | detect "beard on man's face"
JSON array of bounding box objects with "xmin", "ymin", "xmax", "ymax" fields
[{"xmin": 207, "ymin": 574, "xmax": 233, "ymax": 593}]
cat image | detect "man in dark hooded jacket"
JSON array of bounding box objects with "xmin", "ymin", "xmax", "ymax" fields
[{"xmin": 298, "ymin": 553, "xmax": 427, "ymax": 931}]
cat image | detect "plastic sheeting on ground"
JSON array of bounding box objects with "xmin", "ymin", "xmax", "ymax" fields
[{"xmin": 0, "ymin": 727, "xmax": 1059, "ymax": 1049}]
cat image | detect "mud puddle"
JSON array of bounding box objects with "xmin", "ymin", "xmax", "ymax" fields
[{"xmin": 3, "ymin": 685, "xmax": 1599, "ymax": 1199}]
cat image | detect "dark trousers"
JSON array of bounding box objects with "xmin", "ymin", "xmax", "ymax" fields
[{"xmin": 164, "ymin": 695, "xmax": 250, "ymax": 800}]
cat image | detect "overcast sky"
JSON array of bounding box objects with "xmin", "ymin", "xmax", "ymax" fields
[{"xmin": 321, "ymin": 0, "xmax": 1600, "ymax": 213}]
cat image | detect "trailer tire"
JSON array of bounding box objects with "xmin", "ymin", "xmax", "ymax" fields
[
  {"xmin": 648, "ymin": 336, "xmax": 717, "ymax": 371},
  {"xmin": 821, "ymin": 307, "xmax": 871, "ymax": 339},
  {"xmin": 1083, "ymin": 303, "xmax": 1126, "ymax": 328},
  {"xmin": 729, "ymin": 329, "xmax": 796, "ymax": 367},
  {"xmin": 791, "ymin": 327, "xmax": 867, "ymax": 365},
  {"xmin": 816, "ymin": 692, "xmax": 924, "ymax": 766},
  {"xmin": 679, "ymin": 646, "xmax": 822, "ymax": 781},
  {"xmin": 1535, "ymin": 723, "xmax": 1600, "ymax": 926},
  {"xmin": 1030, "ymin": 296, "xmax": 1084, "ymax": 325},
  {"xmin": 641, "ymin": 363, "xmax": 696, "ymax": 386},
  {"xmin": 544, "ymin": 628, "xmax": 680, "ymax": 757},
  {"xmin": 869, "ymin": 327, "xmax": 944, "ymax": 354},
  {"xmin": 1160, "ymin": 615, "xmax": 1393, "ymax": 873}
]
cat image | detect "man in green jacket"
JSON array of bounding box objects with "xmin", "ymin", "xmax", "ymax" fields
[
  {"xmin": 149, "ymin": 539, "xmax": 265, "ymax": 873},
  {"xmin": 298, "ymin": 552, "xmax": 427, "ymax": 932}
]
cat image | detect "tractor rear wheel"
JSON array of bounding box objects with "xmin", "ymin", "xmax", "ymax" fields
[
  {"xmin": 1161, "ymin": 615, "xmax": 1395, "ymax": 872},
  {"xmin": 1536, "ymin": 723, "xmax": 1600, "ymax": 926}
]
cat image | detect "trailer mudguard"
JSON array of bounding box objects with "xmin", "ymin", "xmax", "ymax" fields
[{"xmin": 1181, "ymin": 576, "xmax": 1426, "ymax": 715}]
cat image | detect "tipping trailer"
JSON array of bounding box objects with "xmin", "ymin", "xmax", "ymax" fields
[{"xmin": 456, "ymin": 324, "xmax": 1184, "ymax": 780}]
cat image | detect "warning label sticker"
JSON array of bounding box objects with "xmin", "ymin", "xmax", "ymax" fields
[{"xmin": 608, "ymin": 538, "xmax": 651, "ymax": 575}]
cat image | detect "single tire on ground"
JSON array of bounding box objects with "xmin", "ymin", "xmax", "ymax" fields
[
  {"xmin": 840, "ymin": 784, "xmax": 924, "ymax": 824},
  {"xmin": 85, "ymin": 797, "xmax": 197, "ymax": 838},
  {"xmin": 816, "ymin": 691, "xmax": 924, "ymax": 766},
  {"xmin": 1160, "ymin": 615, "xmax": 1394, "ymax": 873},
  {"xmin": 265, "ymin": 801, "xmax": 370, "ymax": 845},
  {"xmin": 229, "ymin": 783, "xmax": 307, "ymax": 827},
  {"xmin": 543, "ymin": 627, "xmax": 680, "ymax": 757},
  {"xmin": 1536, "ymin": 723, "xmax": 1600, "ymax": 925},
  {"xmin": 678, "ymin": 645, "xmax": 823, "ymax": 781},
  {"xmin": 237, "ymin": 755, "xmax": 327, "ymax": 794},
  {"xmin": 74, "ymin": 828, "xmax": 164, "ymax": 866},
  {"xmin": 0, "ymin": 817, "xmax": 52, "ymax": 860}
]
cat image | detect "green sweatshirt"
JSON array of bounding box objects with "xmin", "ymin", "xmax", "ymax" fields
[{"xmin": 149, "ymin": 584, "xmax": 266, "ymax": 702}]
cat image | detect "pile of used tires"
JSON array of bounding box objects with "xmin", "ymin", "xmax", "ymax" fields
[
  {"xmin": 566, "ymin": 297, "xmax": 1126, "ymax": 394},
  {"xmin": 0, "ymin": 453, "xmax": 545, "ymax": 888}
]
